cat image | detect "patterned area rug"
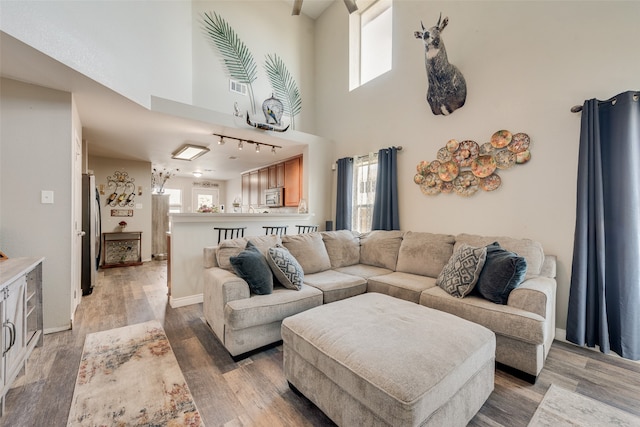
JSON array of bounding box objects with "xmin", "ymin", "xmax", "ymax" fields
[
  {"xmin": 67, "ymin": 320, "xmax": 203, "ymax": 426},
  {"xmin": 528, "ymin": 384, "xmax": 640, "ymax": 426}
]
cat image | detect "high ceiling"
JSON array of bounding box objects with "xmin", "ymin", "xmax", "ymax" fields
[{"xmin": 0, "ymin": 14, "xmax": 321, "ymax": 181}]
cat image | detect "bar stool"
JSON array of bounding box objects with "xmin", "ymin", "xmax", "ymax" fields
[
  {"xmin": 263, "ymin": 226, "xmax": 288, "ymax": 236},
  {"xmin": 296, "ymin": 225, "xmax": 319, "ymax": 234},
  {"xmin": 214, "ymin": 227, "xmax": 246, "ymax": 243}
]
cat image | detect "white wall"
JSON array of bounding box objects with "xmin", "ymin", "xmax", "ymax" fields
[
  {"xmin": 191, "ymin": 0, "xmax": 317, "ymax": 133},
  {"xmin": 0, "ymin": 78, "xmax": 74, "ymax": 332},
  {"xmin": 0, "ymin": 0, "xmax": 193, "ymax": 108},
  {"xmin": 164, "ymin": 175, "xmax": 228, "ymax": 213},
  {"xmin": 315, "ymin": 1, "xmax": 640, "ymax": 330},
  {"xmin": 88, "ymin": 156, "xmax": 153, "ymax": 262}
]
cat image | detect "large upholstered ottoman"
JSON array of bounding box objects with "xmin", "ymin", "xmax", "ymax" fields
[{"xmin": 282, "ymin": 293, "xmax": 495, "ymax": 426}]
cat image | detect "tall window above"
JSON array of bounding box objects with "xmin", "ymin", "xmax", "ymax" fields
[
  {"xmin": 352, "ymin": 153, "xmax": 378, "ymax": 232},
  {"xmin": 349, "ymin": 0, "xmax": 393, "ymax": 91}
]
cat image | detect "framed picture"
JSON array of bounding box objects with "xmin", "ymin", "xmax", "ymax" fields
[{"xmin": 111, "ymin": 209, "xmax": 134, "ymax": 217}]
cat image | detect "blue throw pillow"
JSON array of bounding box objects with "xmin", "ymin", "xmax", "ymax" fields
[
  {"xmin": 230, "ymin": 241, "xmax": 274, "ymax": 295},
  {"xmin": 475, "ymin": 242, "xmax": 527, "ymax": 304}
]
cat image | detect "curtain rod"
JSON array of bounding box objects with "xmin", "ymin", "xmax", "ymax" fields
[{"xmin": 336, "ymin": 146, "xmax": 403, "ymax": 163}]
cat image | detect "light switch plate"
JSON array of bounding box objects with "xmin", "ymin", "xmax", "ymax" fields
[{"xmin": 41, "ymin": 190, "xmax": 54, "ymax": 204}]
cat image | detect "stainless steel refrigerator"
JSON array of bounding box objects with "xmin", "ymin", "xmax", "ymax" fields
[{"xmin": 81, "ymin": 173, "xmax": 101, "ymax": 295}]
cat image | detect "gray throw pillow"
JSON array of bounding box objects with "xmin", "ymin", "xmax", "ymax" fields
[
  {"xmin": 475, "ymin": 242, "xmax": 527, "ymax": 304},
  {"xmin": 436, "ymin": 244, "xmax": 487, "ymax": 298},
  {"xmin": 230, "ymin": 241, "xmax": 274, "ymax": 295},
  {"xmin": 266, "ymin": 245, "xmax": 304, "ymax": 290}
]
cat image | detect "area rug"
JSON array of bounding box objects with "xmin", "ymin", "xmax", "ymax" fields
[
  {"xmin": 67, "ymin": 320, "xmax": 204, "ymax": 426},
  {"xmin": 528, "ymin": 384, "xmax": 640, "ymax": 426}
]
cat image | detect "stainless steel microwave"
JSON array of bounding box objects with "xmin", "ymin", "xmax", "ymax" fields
[{"xmin": 265, "ymin": 188, "xmax": 284, "ymax": 207}]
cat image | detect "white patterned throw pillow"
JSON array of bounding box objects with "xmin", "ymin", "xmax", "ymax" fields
[
  {"xmin": 266, "ymin": 245, "xmax": 304, "ymax": 290},
  {"xmin": 436, "ymin": 244, "xmax": 487, "ymax": 298}
]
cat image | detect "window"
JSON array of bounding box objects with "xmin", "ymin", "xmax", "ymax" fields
[
  {"xmin": 349, "ymin": 0, "xmax": 393, "ymax": 91},
  {"xmin": 164, "ymin": 188, "xmax": 182, "ymax": 213},
  {"xmin": 192, "ymin": 188, "xmax": 219, "ymax": 212},
  {"xmin": 352, "ymin": 153, "xmax": 378, "ymax": 233}
]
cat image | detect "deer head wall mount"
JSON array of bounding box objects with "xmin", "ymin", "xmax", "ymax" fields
[{"xmin": 415, "ymin": 14, "xmax": 467, "ymax": 116}]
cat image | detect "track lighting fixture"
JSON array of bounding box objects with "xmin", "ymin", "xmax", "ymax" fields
[{"xmin": 211, "ymin": 133, "xmax": 282, "ymax": 155}]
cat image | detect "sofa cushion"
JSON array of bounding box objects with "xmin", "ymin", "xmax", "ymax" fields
[
  {"xmin": 475, "ymin": 242, "xmax": 527, "ymax": 304},
  {"xmin": 225, "ymin": 284, "xmax": 323, "ymax": 330},
  {"xmin": 436, "ymin": 244, "xmax": 487, "ymax": 298},
  {"xmin": 395, "ymin": 232, "xmax": 455, "ymax": 278},
  {"xmin": 229, "ymin": 242, "xmax": 274, "ymax": 295},
  {"xmin": 367, "ymin": 271, "xmax": 437, "ymax": 304},
  {"xmin": 282, "ymin": 232, "xmax": 332, "ymax": 274},
  {"xmin": 334, "ymin": 264, "xmax": 393, "ymax": 279},
  {"xmin": 303, "ymin": 270, "xmax": 367, "ymax": 303},
  {"xmin": 216, "ymin": 234, "xmax": 281, "ymax": 271},
  {"xmin": 322, "ymin": 230, "xmax": 360, "ymax": 268},
  {"xmin": 266, "ymin": 245, "xmax": 304, "ymax": 290},
  {"xmin": 420, "ymin": 287, "xmax": 545, "ymax": 345},
  {"xmin": 455, "ymin": 233, "xmax": 544, "ymax": 278},
  {"xmin": 359, "ymin": 230, "xmax": 404, "ymax": 270}
]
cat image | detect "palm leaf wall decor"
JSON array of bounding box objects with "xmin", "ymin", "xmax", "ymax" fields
[
  {"xmin": 202, "ymin": 11, "xmax": 258, "ymax": 114},
  {"xmin": 264, "ymin": 54, "xmax": 302, "ymax": 130}
]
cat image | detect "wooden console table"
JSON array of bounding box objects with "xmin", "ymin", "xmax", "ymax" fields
[{"xmin": 102, "ymin": 231, "xmax": 143, "ymax": 268}]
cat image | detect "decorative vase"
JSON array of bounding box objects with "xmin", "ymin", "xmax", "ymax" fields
[{"xmin": 262, "ymin": 94, "xmax": 284, "ymax": 125}]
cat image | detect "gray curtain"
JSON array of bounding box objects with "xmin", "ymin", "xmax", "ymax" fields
[
  {"xmin": 567, "ymin": 90, "xmax": 640, "ymax": 361},
  {"xmin": 371, "ymin": 147, "xmax": 400, "ymax": 230},
  {"xmin": 335, "ymin": 157, "xmax": 353, "ymax": 230}
]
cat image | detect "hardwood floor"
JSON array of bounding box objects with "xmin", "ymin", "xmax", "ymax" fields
[{"xmin": 2, "ymin": 261, "xmax": 639, "ymax": 426}]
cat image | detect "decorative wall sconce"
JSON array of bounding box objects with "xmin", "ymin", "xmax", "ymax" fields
[
  {"xmin": 99, "ymin": 184, "xmax": 105, "ymax": 195},
  {"xmin": 138, "ymin": 186, "xmax": 143, "ymax": 196}
]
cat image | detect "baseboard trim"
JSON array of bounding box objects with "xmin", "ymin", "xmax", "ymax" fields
[
  {"xmin": 169, "ymin": 293, "xmax": 203, "ymax": 308},
  {"xmin": 44, "ymin": 324, "xmax": 72, "ymax": 335}
]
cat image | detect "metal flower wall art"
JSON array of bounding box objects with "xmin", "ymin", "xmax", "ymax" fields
[
  {"xmin": 202, "ymin": 11, "xmax": 302, "ymax": 131},
  {"xmin": 414, "ymin": 130, "xmax": 532, "ymax": 197},
  {"xmin": 414, "ymin": 14, "xmax": 467, "ymax": 115}
]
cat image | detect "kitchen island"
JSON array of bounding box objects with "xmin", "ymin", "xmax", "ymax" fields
[{"xmin": 167, "ymin": 212, "xmax": 315, "ymax": 307}]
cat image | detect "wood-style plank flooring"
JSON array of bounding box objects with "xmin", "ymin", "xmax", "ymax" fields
[{"xmin": 2, "ymin": 261, "xmax": 639, "ymax": 426}]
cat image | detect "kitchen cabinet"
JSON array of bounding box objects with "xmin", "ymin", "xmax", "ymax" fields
[
  {"xmin": 249, "ymin": 170, "xmax": 259, "ymax": 206},
  {"xmin": 0, "ymin": 257, "xmax": 43, "ymax": 415},
  {"xmin": 284, "ymin": 156, "xmax": 302, "ymax": 207},
  {"xmin": 268, "ymin": 164, "xmax": 285, "ymax": 189},
  {"xmin": 259, "ymin": 168, "xmax": 269, "ymax": 206},
  {"xmin": 241, "ymin": 173, "xmax": 250, "ymax": 208},
  {"xmin": 241, "ymin": 155, "xmax": 302, "ymax": 208}
]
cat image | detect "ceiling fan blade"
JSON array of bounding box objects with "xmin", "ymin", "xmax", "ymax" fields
[
  {"xmin": 343, "ymin": 0, "xmax": 358, "ymax": 14},
  {"xmin": 292, "ymin": 0, "xmax": 303, "ymax": 15}
]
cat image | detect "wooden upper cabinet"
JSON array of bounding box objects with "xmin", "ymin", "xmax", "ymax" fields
[
  {"xmin": 249, "ymin": 170, "xmax": 259, "ymax": 206},
  {"xmin": 284, "ymin": 156, "xmax": 302, "ymax": 207},
  {"xmin": 241, "ymin": 173, "xmax": 250, "ymax": 207},
  {"xmin": 258, "ymin": 168, "xmax": 269, "ymax": 205},
  {"xmin": 240, "ymin": 155, "xmax": 302, "ymax": 208}
]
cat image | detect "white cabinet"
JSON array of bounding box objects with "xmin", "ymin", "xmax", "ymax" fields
[{"xmin": 0, "ymin": 257, "xmax": 43, "ymax": 415}]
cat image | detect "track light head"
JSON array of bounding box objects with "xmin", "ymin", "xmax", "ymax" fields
[
  {"xmin": 255, "ymin": 144, "xmax": 260, "ymax": 153},
  {"xmin": 238, "ymin": 141, "xmax": 243, "ymax": 150}
]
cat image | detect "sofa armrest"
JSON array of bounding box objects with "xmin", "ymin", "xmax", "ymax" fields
[
  {"xmin": 508, "ymin": 276, "xmax": 556, "ymax": 319},
  {"xmin": 204, "ymin": 267, "xmax": 250, "ymax": 305},
  {"xmin": 203, "ymin": 266, "xmax": 250, "ymax": 343}
]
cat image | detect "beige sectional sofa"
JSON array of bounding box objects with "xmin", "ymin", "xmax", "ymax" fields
[{"xmin": 202, "ymin": 229, "xmax": 556, "ymax": 380}]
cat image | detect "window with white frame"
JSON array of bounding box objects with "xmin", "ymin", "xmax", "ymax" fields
[
  {"xmin": 349, "ymin": 0, "xmax": 393, "ymax": 91},
  {"xmin": 352, "ymin": 153, "xmax": 378, "ymax": 233},
  {"xmin": 192, "ymin": 188, "xmax": 219, "ymax": 212},
  {"xmin": 164, "ymin": 188, "xmax": 182, "ymax": 213}
]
